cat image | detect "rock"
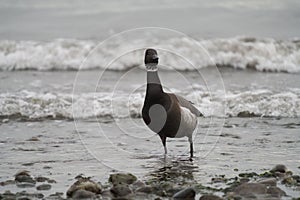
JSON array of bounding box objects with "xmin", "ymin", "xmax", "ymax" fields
[
  {"xmin": 36, "ymin": 184, "xmax": 52, "ymax": 190},
  {"xmin": 267, "ymin": 186, "xmax": 286, "ymax": 197},
  {"xmin": 26, "ymin": 137, "xmax": 40, "ymax": 141},
  {"xmin": 0, "ymin": 190, "xmax": 17, "ymax": 200},
  {"xmin": 272, "ymin": 172, "xmax": 285, "ymax": 178},
  {"xmin": 150, "ymin": 181, "xmax": 176, "ymax": 197},
  {"xmin": 15, "ymin": 191, "xmax": 44, "ymax": 199},
  {"xmin": 131, "ymin": 180, "xmax": 145, "ymax": 190},
  {"xmin": 72, "ymin": 189, "xmax": 96, "ymax": 199},
  {"xmin": 282, "ymin": 176, "xmax": 297, "ymax": 186},
  {"xmin": 47, "ymin": 179, "xmax": 57, "ymax": 184},
  {"xmin": 239, "ymin": 178, "xmax": 250, "ymax": 184},
  {"xmin": 66, "ymin": 177, "xmax": 102, "ymax": 198},
  {"xmin": 35, "ymin": 176, "xmax": 49, "ymax": 182},
  {"xmin": 16, "ymin": 182, "xmax": 36, "ymax": 188},
  {"xmin": 271, "ymin": 164, "xmax": 287, "ymax": 173},
  {"xmin": 109, "ymin": 173, "xmax": 137, "ymax": 185},
  {"xmin": 136, "ymin": 186, "xmax": 154, "ymax": 194},
  {"xmin": 259, "ymin": 171, "xmax": 274, "ymax": 178},
  {"xmin": 110, "ymin": 184, "xmax": 132, "ymax": 197},
  {"xmin": 292, "ymin": 175, "xmax": 300, "ymax": 183},
  {"xmin": 14, "ymin": 170, "xmax": 36, "ymax": 185},
  {"xmin": 238, "ymin": 172, "xmax": 258, "ymax": 178},
  {"xmin": 22, "ymin": 162, "xmax": 34, "ymax": 166},
  {"xmin": 15, "ymin": 197, "xmax": 31, "ymax": 200},
  {"xmin": 227, "ymin": 194, "xmax": 242, "ymax": 200},
  {"xmin": 101, "ymin": 189, "xmax": 114, "ymax": 199},
  {"xmin": 173, "ymin": 187, "xmax": 195, "ymax": 199},
  {"xmin": 47, "ymin": 192, "xmax": 64, "ymax": 200},
  {"xmin": 0, "ymin": 180, "xmax": 15, "ymax": 186},
  {"xmin": 211, "ymin": 177, "xmax": 227, "ymax": 183},
  {"xmin": 49, "ymin": 192, "xmax": 64, "ymax": 196},
  {"xmin": 258, "ymin": 178, "xmax": 277, "ymax": 186},
  {"xmin": 200, "ymin": 194, "xmax": 224, "ymax": 200},
  {"xmin": 35, "ymin": 176, "xmax": 56, "ymax": 184},
  {"xmin": 237, "ymin": 111, "xmax": 259, "ymax": 117},
  {"xmin": 234, "ymin": 183, "xmax": 267, "ymax": 196}
]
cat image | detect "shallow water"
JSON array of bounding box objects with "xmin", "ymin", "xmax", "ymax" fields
[
  {"xmin": 0, "ymin": 68, "xmax": 299, "ymax": 198},
  {"xmin": 0, "ymin": 117, "xmax": 299, "ymax": 198}
]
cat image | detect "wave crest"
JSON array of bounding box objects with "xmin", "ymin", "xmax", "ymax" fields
[
  {"xmin": 1, "ymin": 89, "xmax": 299, "ymax": 121},
  {"xmin": 0, "ymin": 37, "xmax": 299, "ymax": 73}
]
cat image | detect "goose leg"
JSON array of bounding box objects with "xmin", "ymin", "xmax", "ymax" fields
[
  {"xmin": 190, "ymin": 142, "xmax": 194, "ymax": 158},
  {"xmin": 160, "ymin": 135, "xmax": 167, "ymax": 155},
  {"xmin": 188, "ymin": 137, "xmax": 193, "ymax": 161},
  {"xmin": 164, "ymin": 145, "xmax": 167, "ymax": 155}
]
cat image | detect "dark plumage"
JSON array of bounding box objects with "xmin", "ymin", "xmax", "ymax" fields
[{"xmin": 142, "ymin": 49, "xmax": 201, "ymax": 159}]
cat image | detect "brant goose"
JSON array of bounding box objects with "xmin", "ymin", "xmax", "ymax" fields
[{"xmin": 142, "ymin": 49, "xmax": 201, "ymax": 159}]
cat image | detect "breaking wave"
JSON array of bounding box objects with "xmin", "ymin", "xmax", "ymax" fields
[
  {"xmin": 0, "ymin": 36, "xmax": 299, "ymax": 73},
  {"xmin": 0, "ymin": 89, "xmax": 299, "ymax": 121}
]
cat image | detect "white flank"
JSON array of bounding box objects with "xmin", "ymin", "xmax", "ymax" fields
[{"xmin": 175, "ymin": 106, "xmax": 198, "ymax": 139}]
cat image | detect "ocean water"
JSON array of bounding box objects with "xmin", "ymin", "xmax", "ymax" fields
[{"xmin": 0, "ymin": 0, "xmax": 300, "ymax": 198}]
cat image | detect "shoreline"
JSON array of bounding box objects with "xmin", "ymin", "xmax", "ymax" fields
[
  {"xmin": 1, "ymin": 164, "xmax": 299, "ymax": 199},
  {"xmin": 0, "ymin": 118, "xmax": 299, "ymax": 199}
]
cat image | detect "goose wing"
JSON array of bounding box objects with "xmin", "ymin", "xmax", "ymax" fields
[{"xmin": 174, "ymin": 94, "xmax": 203, "ymax": 117}]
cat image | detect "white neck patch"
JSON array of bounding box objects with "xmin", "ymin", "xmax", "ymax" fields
[{"xmin": 146, "ymin": 64, "xmax": 158, "ymax": 72}]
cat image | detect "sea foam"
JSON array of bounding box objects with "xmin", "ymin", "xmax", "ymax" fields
[
  {"xmin": 0, "ymin": 37, "xmax": 299, "ymax": 73},
  {"xmin": 1, "ymin": 89, "xmax": 299, "ymax": 121}
]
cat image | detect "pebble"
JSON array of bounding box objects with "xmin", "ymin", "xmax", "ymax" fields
[
  {"xmin": 16, "ymin": 182, "xmax": 36, "ymax": 188},
  {"xmin": 267, "ymin": 186, "xmax": 286, "ymax": 197},
  {"xmin": 0, "ymin": 180, "xmax": 15, "ymax": 186},
  {"xmin": 110, "ymin": 183, "xmax": 132, "ymax": 197},
  {"xmin": 282, "ymin": 176, "xmax": 297, "ymax": 186},
  {"xmin": 109, "ymin": 173, "xmax": 137, "ymax": 185},
  {"xmin": 0, "ymin": 191, "xmax": 44, "ymax": 199},
  {"xmin": 1, "ymin": 167, "xmax": 298, "ymax": 200},
  {"xmin": 14, "ymin": 171, "xmax": 36, "ymax": 188},
  {"xmin": 48, "ymin": 179, "xmax": 57, "ymax": 184},
  {"xmin": 131, "ymin": 180, "xmax": 145, "ymax": 189},
  {"xmin": 35, "ymin": 176, "xmax": 49, "ymax": 182},
  {"xmin": 239, "ymin": 178, "xmax": 250, "ymax": 184},
  {"xmin": 234, "ymin": 183, "xmax": 267, "ymax": 196},
  {"xmin": 100, "ymin": 189, "xmax": 114, "ymax": 199},
  {"xmin": 16, "ymin": 197, "xmax": 31, "ymax": 200},
  {"xmin": 173, "ymin": 187, "xmax": 195, "ymax": 199},
  {"xmin": 258, "ymin": 178, "xmax": 277, "ymax": 186},
  {"xmin": 72, "ymin": 189, "xmax": 96, "ymax": 199},
  {"xmin": 36, "ymin": 184, "xmax": 52, "ymax": 190},
  {"xmin": 136, "ymin": 186, "xmax": 153, "ymax": 194},
  {"xmin": 47, "ymin": 192, "xmax": 64, "ymax": 200},
  {"xmin": 238, "ymin": 172, "xmax": 258, "ymax": 178},
  {"xmin": 292, "ymin": 175, "xmax": 300, "ymax": 183},
  {"xmin": 26, "ymin": 136, "xmax": 40, "ymax": 141},
  {"xmin": 211, "ymin": 177, "xmax": 227, "ymax": 183},
  {"xmin": 200, "ymin": 194, "xmax": 224, "ymax": 200},
  {"xmin": 14, "ymin": 171, "xmax": 36, "ymax": 184},
  {"xmin": 66, "ymin": 177, "xmax": 102, "ymax": 198},
  {"xmin": 0, "ymin": 190, "xmax": 16, "ymax": 199},
  {"xmin": 237, "ymin": 111, "xmax": 258, "ymax": 117},
  {"xmin": 271, "ymin": 164, "xmax": 287, "ymax": 173}
]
